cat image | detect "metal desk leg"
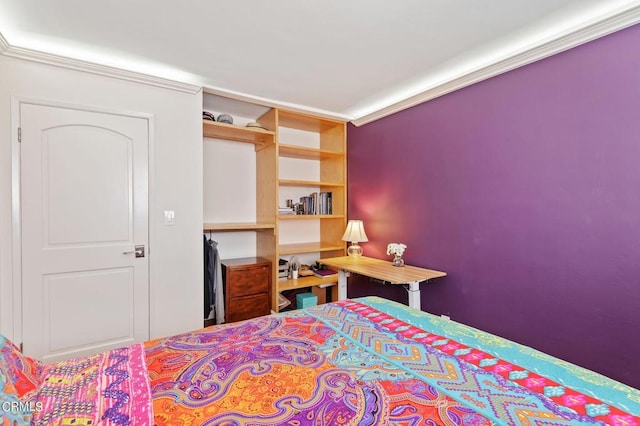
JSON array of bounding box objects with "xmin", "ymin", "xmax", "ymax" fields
[
  {"xmin": 407, "ymin": 281, "xmax": 421, "ymax": 310},
  {"xmin": 338, "ymin": 269, "xmax": 349, "ymax": 301}
]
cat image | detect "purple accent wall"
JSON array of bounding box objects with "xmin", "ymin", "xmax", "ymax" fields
[{"xmin": 347, "ymin": 24, "xmax": 640, "ymax": 388}]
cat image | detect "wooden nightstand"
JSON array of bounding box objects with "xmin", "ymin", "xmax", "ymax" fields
[{"xmin": 222, "ymin": 257, "xmax": 272, "ymax": 323}]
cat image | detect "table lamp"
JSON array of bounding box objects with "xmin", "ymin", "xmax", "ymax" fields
[{"xmin": 342, "ymin": 220, "xmax": 368, "ymax": 257}]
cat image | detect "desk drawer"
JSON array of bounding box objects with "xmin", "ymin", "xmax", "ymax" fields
[
  {"xmin": 226, "ymin": 265, "xmax": 270, "ymax": 298},
  {"xmin": 226, "ymin": 293, "xmax": 270, "ymax": 323}
]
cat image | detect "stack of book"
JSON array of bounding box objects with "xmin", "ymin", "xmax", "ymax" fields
[
  {"xmin": 278, "ymin": 206, "xmax": 296, "ymax": 215},
  {"xmin": 278, "ymin": 258, "xmax": 289, "ymax": 279},
  {"xmin": 313, "ymin": 268, "xmax": 338, "ymax": 279},
  {"xmin": 297, "ymin": 192, "xmax": 333, "ymax": 215}
]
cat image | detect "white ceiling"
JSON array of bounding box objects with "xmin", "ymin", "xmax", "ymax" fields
[{"xmin": 1, "ymin": 1, "xmax": 639, "ymax": 124}]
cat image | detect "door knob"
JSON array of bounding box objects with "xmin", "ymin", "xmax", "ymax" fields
[{"xmin": 123, "ymin": 245, "xmax": 145, "ymax": 258}]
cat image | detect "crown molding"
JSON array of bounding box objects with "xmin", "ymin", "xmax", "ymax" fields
[
  {"xmin": 351, "ymin": 4, "xmax": 640, "ymax": 127},
  {"xmin": 0, "ymin": 33, "xmax": 201, "ymax": 95},
  {"xmin": 202, "ymin": 85, "xmax": 352, "ymax": 122}
]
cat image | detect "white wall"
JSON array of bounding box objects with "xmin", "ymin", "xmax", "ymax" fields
[
  {"xmin": 204, "ymin": 136, "xmax": 258, "ymax": 259},
  {"xmin": 0, "ymin": 55, "xmax": 203, "ymax": 342}
]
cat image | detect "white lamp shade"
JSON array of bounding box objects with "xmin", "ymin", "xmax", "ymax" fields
[{"xmin": 341, "ymin": 220, "xmax": 368, "ymax": 243}]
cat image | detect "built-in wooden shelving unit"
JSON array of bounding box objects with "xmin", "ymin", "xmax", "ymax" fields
[{"xmin": 203, "ymin": 100, "xmax": 346, "ymax": 314}]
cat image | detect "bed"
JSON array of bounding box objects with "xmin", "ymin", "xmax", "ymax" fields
[{"xmin": 2, "ymin": 296, "xmax": 639, "ymax": 425}]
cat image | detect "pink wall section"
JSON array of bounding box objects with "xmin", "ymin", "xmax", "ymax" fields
[{"xmin": 346, "ymin": 23, "xmax": 640, "ymax": 388}]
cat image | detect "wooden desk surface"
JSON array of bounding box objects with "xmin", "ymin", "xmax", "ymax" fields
[{"xmin": 319, "ymin": 256, "xmax": 446, "ymax": 284}]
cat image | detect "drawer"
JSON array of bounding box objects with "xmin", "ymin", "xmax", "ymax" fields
[
  {"xmin": 227, "ymin": 293, "xmax": 270, "ymax": 323},
  {"xmin": 227, "ymin": 265, "xmax": 270, "ymax": 298}
]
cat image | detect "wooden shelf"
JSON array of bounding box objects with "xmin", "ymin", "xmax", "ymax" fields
[
  {"xmin": 203, "ymin": 222, "xmax": 275, "ymax": 232},
  {"xmin": 279, "ymin": 179, "xmax": 344, "ymax": 188},
  {"xmin": 279, "ymin": 144, "xmax": 343, "ymax": 160},
  {"xmin": 278, "ymin": 214, "xmax": 344, "ymax": 220},
  {"xmin": 278, "ymin": 110, "xmax": 344, "ymax": 133},
  {"xmin": 278, "ymin": 275, "xmax": 338, "ymax": 292},
  {"xmin": 279, "ymin": 241, "xmax": 345, "ymax": 255},
  {"xmin": 203, "ymin": 120, "xmax": 275, "ymax": 145}
]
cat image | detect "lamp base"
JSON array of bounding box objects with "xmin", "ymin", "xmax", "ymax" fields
[{"xmin": 347, "ymin": 243, "xmax": 363, "ymax": 257}]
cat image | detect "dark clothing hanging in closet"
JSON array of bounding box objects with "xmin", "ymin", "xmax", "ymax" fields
[
  {"xmin": 204, "ymin": 235, "xmax": 214, "ymax": 318},
  {"xmin": 203, "ymin": 235, "xmax": 225, "ymax": 324}
]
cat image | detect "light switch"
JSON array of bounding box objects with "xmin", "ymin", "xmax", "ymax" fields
[{"xmin": 164, "ymin": 210, "xmax": 175, "ymax": 226}]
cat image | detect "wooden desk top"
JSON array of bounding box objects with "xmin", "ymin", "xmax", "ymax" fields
[{"xmin": 319, "ymin": 256, "xmax": 446, "ymax": 284}]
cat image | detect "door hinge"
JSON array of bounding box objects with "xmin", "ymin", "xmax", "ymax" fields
[
  {"xmin": 18, "ymin": 127, "xmax": 22, "ymax": 143},
  {"xmin": 19, "ymin": 342, "xmax": 23, "ymax": 353}
]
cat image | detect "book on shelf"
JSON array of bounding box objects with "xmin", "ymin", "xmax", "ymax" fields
[
  {"xmin": 278, "ymin": 258, "xmax": 289, "ymax": 278},
  {"xmin": 296, "ymin": 191, "xmax": 333, "ymax": 215},
  {"xmin": 278, "ymin": 206, "xmax": 296, "ymax": 215},
  {"xmin": 313, "ymin": 268, "xmax": 338, "ymax": 279}
]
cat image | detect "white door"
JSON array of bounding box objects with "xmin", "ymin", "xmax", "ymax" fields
[{"xmin": 20, "ymin": 102, "xmax": 149, "ymax": 362}]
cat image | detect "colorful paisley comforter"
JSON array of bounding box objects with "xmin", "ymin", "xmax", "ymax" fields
[
  {"xmin": 9, "ymin": 297, "xmax": 639, "ymax": 425},
  {"xmin": 27, "ymin": 343, "xmax": 153, "ymax": 425},
  {"xmin": 145, "ymin": 297, "xmax": 640, "ymax": 425}
]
